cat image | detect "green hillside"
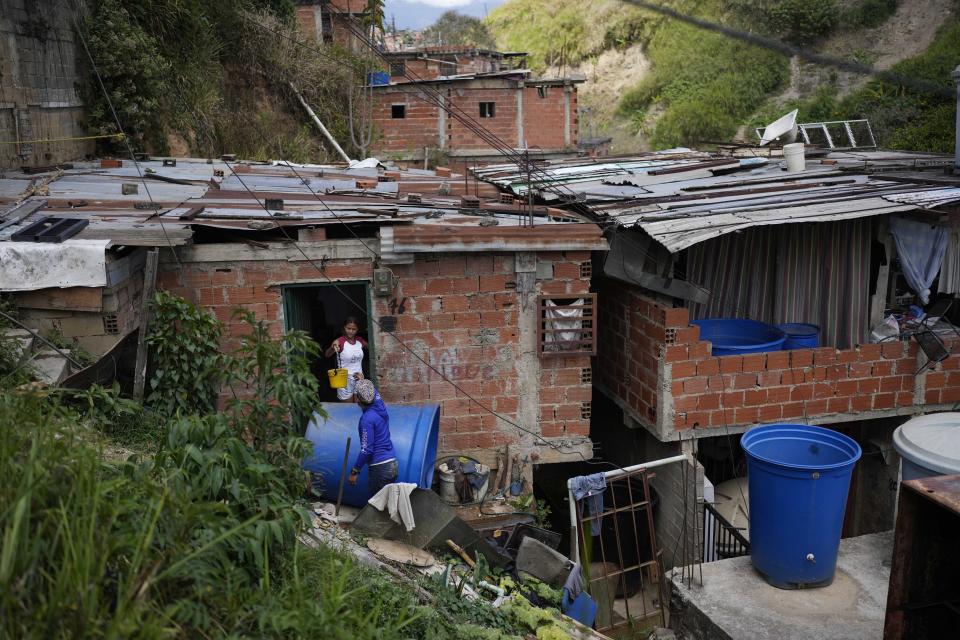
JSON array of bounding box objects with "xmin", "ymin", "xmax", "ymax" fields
[{"xmin": 486, "ymin": 0, "xmax": 959, "ymax": 151}]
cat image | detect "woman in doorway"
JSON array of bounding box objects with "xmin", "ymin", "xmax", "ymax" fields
[{"xmin": 325, "ymin": 316, "xmax": 367, "ymax": 402}]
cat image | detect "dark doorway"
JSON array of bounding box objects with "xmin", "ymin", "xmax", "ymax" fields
[{"xmin": 282, "ymin": 282, "xmax": 373, "ymax": 402}]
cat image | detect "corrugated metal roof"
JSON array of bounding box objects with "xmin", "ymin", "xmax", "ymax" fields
[
  {"xmin": 624, "ymin": 197, "xmax": 916, "ymax": 253},
  {"xmin": 882, "ymin": 188, "xmax": 960, "ymax": 209}
]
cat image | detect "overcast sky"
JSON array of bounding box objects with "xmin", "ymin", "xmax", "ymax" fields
[{"xmin": 385, "ymin": 0, "xmax": 508, "ymax": 30}]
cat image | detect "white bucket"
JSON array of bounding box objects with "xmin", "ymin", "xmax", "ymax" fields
[
  {"xmin": 437, "ymin": 462, "xmax": 489, "ymax": 505},
  {"xmin": 783, "ymin": 142, "xmax": 806, "ymax": 173}
]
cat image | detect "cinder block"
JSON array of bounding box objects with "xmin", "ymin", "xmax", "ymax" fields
[{"xmin": 57, "ymin": 314, "xmax": 106, "ymax": 338}]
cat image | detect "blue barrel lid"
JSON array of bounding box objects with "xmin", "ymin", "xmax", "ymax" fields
[{"xmin": 777, "ymin": 323, "xmax": 820, "ymax": 337}]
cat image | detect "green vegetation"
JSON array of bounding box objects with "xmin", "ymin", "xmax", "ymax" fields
[
  {"xmin": 0, "ymin": 294, "xmax": 564, "ymax": 638},
  {"xmin": 423, "ymin": 11, "xmax": 496, "ymax": 48},
  {"xmin": 752, "ymin": 17, "xmax": 960, "ymax": 153},
  {"xmin": 79, "ymin": 0, "xmax": 369, "ymax": 161},
  {"xmin": 617, "ymin": 2, "xmax": 789, "ymax": 147},
  {"xmin": 486, "ymin": 0, "xmax": 662, "ymax": 70},
  {"xmin": 727, "ymin": 0, "xmax": 839, "ymax": 45}
]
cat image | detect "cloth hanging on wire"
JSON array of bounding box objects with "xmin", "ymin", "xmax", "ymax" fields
[
  {"xmin": 570, "ymin": 473, "xmax": 606, "ymax": 536},
  {"xmin": 889, "ymin": 216, "xmax": 949, "ymax": 304}
]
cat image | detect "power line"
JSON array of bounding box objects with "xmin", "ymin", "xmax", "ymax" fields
[{"xmin": 620, "ymin": 0, "xmax": 953, "ymax": 99}]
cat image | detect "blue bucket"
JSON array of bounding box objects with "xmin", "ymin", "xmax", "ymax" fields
[
  {"xmin": 741, "ymin": 424, "xmax": 861, "ymax": 589},
  {"xmin": 691, "ymin": 318, "xmax": 786, "ymax": 356},
  {"xmin": 777, "ymin": 323, "xmax": 820, "ymax": 350},
  {"xmin": 303, "ymin": 402, "xmax": 440, "ymax": 507}
]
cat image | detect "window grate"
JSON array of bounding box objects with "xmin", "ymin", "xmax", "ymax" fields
[
  {"xmin": 537, "ymin": 293, "xmax": 597, "ymax": 357},
  {"xmin": 480, "ymin": 102, "xmax": 496, "ymax": 118}
]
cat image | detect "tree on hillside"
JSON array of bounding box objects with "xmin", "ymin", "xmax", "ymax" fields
[{"xmin": 422, "ymin": 11, "xmax": 495, "ymax": 48}]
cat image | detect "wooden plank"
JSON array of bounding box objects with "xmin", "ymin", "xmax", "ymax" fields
[
  {"xmin": 0, "ymin": 199, "xmax": 46, "ymax": 231},
  {"xmin": 11, "ymin": 286, "xmax": 103, "ymax": 312},
  {"xmin": 133, "ymin": 249, "xmax": 159, "ymax": 400}
]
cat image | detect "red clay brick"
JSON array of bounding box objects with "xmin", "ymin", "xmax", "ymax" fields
[
  {"xmin": 719, "ymin": 356, "xmax": 743, "ymax": 374},
  {"xmin": 881, "ymin": 341, "xmax": 905, "ymax": 359},
  {"xmin": 871, "ymin": 361, "xmax": 894, "ymax": 376},
  {"xmin": 897, "ymin": 391, "xmax": 914, "ymax": 406},
  {"xmin": 766, "ymin": 386, "xmax": 791, "ymax": 403},
  {"xmin": 836, "ymin": 379, "xmax": 858, "ymax": 395},
  {"xmin": 675, "ymin": 326, "xmax": 700, "ymax": 343},
  {"xmin": 791, "ymin": 385, "xmax": 814, "ymax": 401},
  {"xmin": 688, "ymin": 341, "xmax": 712, "ymax": 359},
  {"xmin": 734, "ymin": 407, "xmax": 760, "ymax": 423},
  {"xmin": 742, "ymin": 353, "xmax": 767, "ymax": 373},
  {"xmin": 663, "ymin": 344, "xmax": 689, "ymax": 362},
  {"xmin": 698, "ymin": 358, "xmax": 720, "ymax": 376},
  {"xmin": 848, "ymin": 362, "xmax": 873, "ymax": 378},
  {"xmin": 813, "ymin": 348, "xmax": 837, "ymax": 365},
  {"xmin": 733, "ymin": 373, "xmax": 758, "ymax": 389},
  {"xmin": 758, "ymin": 404, "xmax": 783, "ymax": 422},
  {"xmin": 858, "ymin": 344, "xmax": 883, "ymax": 361},
  {"xmin": 744, "ymin": 389, "xmax": 768, "ymax": 406},
  {"xmin": 827, "ymin": 397, "xmax": 850, "ymax": 413},
  {"xmin": 837, "ymin": 349, "xmax": 858, "ymax": 364},
  {"xmin": 683, "ymin": 377, "xmax": 708, "ymax": 394},
  {"xmin": 758, "ymin": 370, "xmax": 782, "ymax": 386},
  {"xmin": 851, "ymin": 395, "xmax": 873, "ymax": 411},
  {"xmin": 663, "ymin": 307, "xmax": 690, "ymax": 328},
  {"xmin": 698, "ymin": 394, "xmax": 720, "ymax": 410},
  {"xmin": 858, "ymin": 379, "xmax": 880, "ymax": 394},
  {"xmin": 790, "ymin": 350, "xmax": 814, "ymax": 368},
  {"xmin": 765, "ymin": 351, "xmax": 790, "ymax": 370},
  {"xmin": 671, "ymin": 361, "xmax": 698, "ymax": 378},
  {"xmin": 782, "ymin": 402, "xmax": 805, "ymax": 419},
  {"xmin": 873, "ymin": 393, "xmax": 896, "ymax": 410},
  {"xmin": 806, "ymin": 399, "xmax": 829, "ymax": 415}
]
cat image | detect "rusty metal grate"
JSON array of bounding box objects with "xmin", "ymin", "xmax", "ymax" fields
[{"xmin": 575, "ymin": 468, "xmax": 666, "ymax": 632}]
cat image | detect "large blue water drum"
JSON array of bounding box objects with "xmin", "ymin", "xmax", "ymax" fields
[
  {"xmin": 777, "ymin": 323, "xmax": 820, "ymax": 350},
  {"xmin": 691, "ymin": 318, "xmax": 786, "ymax": 356},
  {"xmin": 303, "ymin": 402, "xmax": 440, "ymax": 507},
  {"xmin": 741, "ymin": 424, "xmax": 861, "ymax": 589}
]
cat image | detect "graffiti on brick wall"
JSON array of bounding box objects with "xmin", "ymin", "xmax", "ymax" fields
[
  {"xmin": 388, "ymin": 297, "xmax": 408, "ymax": 314},
  {"xmin": 379, "ymin": 341, "xmax": 515, "ymax": 384}
]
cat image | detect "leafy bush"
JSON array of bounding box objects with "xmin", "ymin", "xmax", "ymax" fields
[
  {"xmin": 727, "ymin": 0, "xmax": 839, "ymax": 44},
  {"xmin": 146, "ymin": 291, "xmax": 225, "ymax": 416},
  {"xmin": 841, "ymin": 0, "xmax": 899, "ymax": 29},
  {"xmin": 617, "ymin": 4, "xmax": 788, "ymax": 147}
]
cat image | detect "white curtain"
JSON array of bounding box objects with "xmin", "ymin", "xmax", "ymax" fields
[{"xmin": 545, "ymin": 298, "xmax": 584, "ymax": 351}]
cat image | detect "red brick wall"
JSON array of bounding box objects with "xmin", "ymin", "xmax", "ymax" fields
[
  {"xmin": 598, "ymin": 279, "xmax": 960, "ymax": 439},
  {"xmin": 447, "ymin": 87, "xmax": 519, "ymax": 150},
  {"xmin": 373, "ymin": 250, "xmax": 593, "ymax": 453},
  {"xmin": 158, "ymin": 249, "xmax": 593, "ymax": 456},
  {"xmin": 372, "ymin": 90, "xmax": 442, "ymax": 154},
  {"xmin": 523, "ymin": 86, "xmax": 576, "ymax": 149}
]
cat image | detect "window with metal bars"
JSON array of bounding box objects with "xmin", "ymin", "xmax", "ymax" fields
[
  {"xmin": 537, "ymin": 294, "xmax": 596, "ymax": 357},
  {"xmin": 479, "ymin": 102, "xmax": 496, "ymax": 118},
  {"xmin": 389, "ymin": 61, "xmax": 406, "ymax": 77}
]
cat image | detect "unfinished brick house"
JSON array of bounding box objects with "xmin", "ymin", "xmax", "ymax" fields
[
  {"xmin": 370, "ymin": 48, "xmax": 583, "ymax": 163},
  {"xmin": 0, "ymin": 159, "xmax": 605, "ymax": 484},
  {"xmin": 475, "ymin": 148, "xmax": 960, "ymax": 537},
  {"xmin": 294, "ymin": 0, "xmax": 367, "ymax": 50}
]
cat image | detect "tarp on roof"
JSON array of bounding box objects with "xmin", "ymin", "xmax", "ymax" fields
[{"xmin": 0, "ymin": 239, "xmax": 110, "ymax": 291}]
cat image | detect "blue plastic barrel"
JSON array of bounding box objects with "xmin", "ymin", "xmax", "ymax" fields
[
  {"xmin": 303, "ymin": 402, "xmax": 440, "ymax": 507},
  {"xmin": 367, "ymin": 71, "xmax": 390, "ymax": 86},
  {"xmin": 777, "ymin": 323, "xmax": 820, "ymax": 350},
  {"xmin": 741, "ymin": 424, "xmax": 861, "ymax": 589},
  {"xmin": 691, "ymin": 318, "xmax": 786, "ymax": 356}
]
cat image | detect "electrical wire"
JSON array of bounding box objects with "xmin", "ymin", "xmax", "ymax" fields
[{"xmin": 66, "ymin": 0, "xmax": 183, "ymax": 268}]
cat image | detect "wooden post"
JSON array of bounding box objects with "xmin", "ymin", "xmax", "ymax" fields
[{"xmin": 133, "ymin": 249, "xmax": 159, "ymax": 400}]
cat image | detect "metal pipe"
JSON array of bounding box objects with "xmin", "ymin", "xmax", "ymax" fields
[
  {"xmin": 335, "ymin": 436, "xmax": 352, "ymax": 517},
  {"xmin": 566, "ymin": 454, "xmax": 688, "ymax": 562},
  {"xmin": 289, "ymin": 82, "xmax": 353, "ymax": 165}
]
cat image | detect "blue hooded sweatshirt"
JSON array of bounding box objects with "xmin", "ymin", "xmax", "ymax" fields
[{"xmin": 353, "ymin": 391, "xmax": 396, "ymax": 471}]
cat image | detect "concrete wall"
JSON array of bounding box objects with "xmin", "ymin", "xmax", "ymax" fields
[
  {"xmin": 598, "ymin": 277, "xmax": 960, "ymax": 442},
  {"xmin": 156, "ymin": 241, "xmax": 594, "ymax": 466},
  {"xmin": 0, "ymin": 0, "xmax": 91, "ymax": 170}
]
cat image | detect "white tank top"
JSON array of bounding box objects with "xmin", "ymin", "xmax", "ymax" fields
[{"xmin": 339, "ymin": 338, "xmax": 364, "ymax": 375}]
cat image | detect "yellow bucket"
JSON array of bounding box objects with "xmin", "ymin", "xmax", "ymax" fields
[{"xmin": 327, "ymin": 368, "xmax": 349, "ymax": 389}]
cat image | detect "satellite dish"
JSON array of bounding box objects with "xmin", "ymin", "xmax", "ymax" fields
[{"xmin": 758, "ymin": 109, "xmax": 798, "ymax": 146}]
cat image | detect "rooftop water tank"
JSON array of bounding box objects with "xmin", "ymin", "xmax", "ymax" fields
[
  {"xmin": 303, "ymin": 402, "xmax": 440, "ymax": 507},
  {"xmin": 893, "ymin": 413, "xmax": 960, "ymax": 480}
]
